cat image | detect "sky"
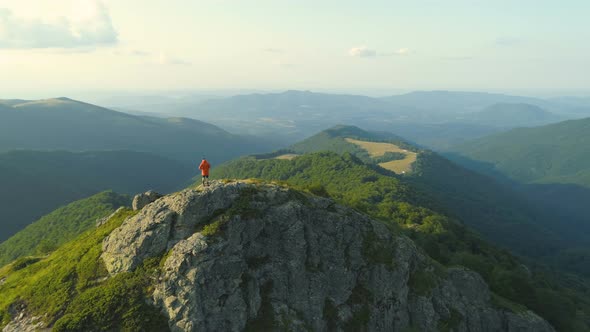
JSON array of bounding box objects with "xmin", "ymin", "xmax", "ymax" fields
[{"xmin": 0, "ymin": 0, "xmax": 589, "ymax": 97}]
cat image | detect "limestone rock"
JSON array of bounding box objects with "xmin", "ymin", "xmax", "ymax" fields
[
  {"xmin": 102, "ymin": 182, "xmax": 246, "ymax": 274},
  {"xmin": 131, "ymin": 190, "xmax": 163, "ymax": 211},
  {"xmin": 101, "ymin": 181, "xmax": 555, "ymax": 331}
]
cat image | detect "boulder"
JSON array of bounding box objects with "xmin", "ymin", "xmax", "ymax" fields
[{"xmin": 131, "ymin": 190, "xmax": 163, "ymax": 211}]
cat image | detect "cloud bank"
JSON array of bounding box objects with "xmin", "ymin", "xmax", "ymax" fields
[{"xmin": 0, "ymin": 1, "xmax": 118, "ymax": 49}]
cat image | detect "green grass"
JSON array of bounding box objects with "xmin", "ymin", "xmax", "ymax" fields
[
  {"xmin": 0, "ymin": 208, "xmax": 169, "ymax": 330},
  {"xmin": 200, "ymin": 215, "xmax": 230, "ymax": 237}
]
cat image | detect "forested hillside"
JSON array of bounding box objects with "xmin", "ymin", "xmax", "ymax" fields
[
  {"xmin": 213, "ymin": 152, "xmax": 590, "ymax": 331},
  {"xmin": 282, "ymin": 126, "xmax": 584, "ymax": 257},
  {"xmin": 453, "ymin": 117, "xmax": 590, "ymax": 187},
  {"xmin": 0, "ymin": 192, "xmax": 130, "ymax": 266},
  {"xmin": 0, "ymin": 150, "xmax": 192, "ymax": 241}
]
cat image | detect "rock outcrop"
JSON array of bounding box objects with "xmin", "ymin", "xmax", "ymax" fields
[
  {"xmin": 131, "ymin": 190, "xmax": 163, "ymax": 211},
  {"xmin": 2, "ymin": 301, "xmax": 46, "ymax": 332},
  {"xmin": 102, "ymin": 181, "xmax": 555, "ymax": 332}
]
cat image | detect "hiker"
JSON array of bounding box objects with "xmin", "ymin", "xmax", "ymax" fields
[{"xmin": 199, "ymin": 158, "xmax": 211, "ymax": 186}]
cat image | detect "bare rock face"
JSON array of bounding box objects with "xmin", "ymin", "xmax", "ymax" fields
[
  {"xmin": 102, "ymin": 181, "xmax": 555, "ymax": 332},
  {"xmin": 102, "ymin": 182, "xmax": 245, "ymax": 274},
  {"xmin": 131, "ymin": 190, "xmax": 163, "ymax": 211}
]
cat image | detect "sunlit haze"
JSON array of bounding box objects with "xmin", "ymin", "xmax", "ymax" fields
[{"xmin": 1, "ymin": 0, "xmax": 589, "ymax": 98}]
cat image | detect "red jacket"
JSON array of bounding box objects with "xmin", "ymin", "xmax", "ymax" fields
[{"xmin": 199, "ymin": 160, "xmax": 211, "ymax": 176}]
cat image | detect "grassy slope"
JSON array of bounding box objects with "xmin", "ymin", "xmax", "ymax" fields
[
  {"xmin": 0, "ymin": 150, "xmax": 193, "ymax": 241},
  {"xmin": 454, "ymin": 117, "xmax": 590, "ymax": 187},
  {"xmin": 0, "ymin": 208, "xmax": 169, "ymax": 331},
  {"xmin": 345, "ymin": 138, "xmax": 417, "ymax": 173},
  {"xmin": 0, "ymin": 192, "xmax": 130, "ymax": 267}
]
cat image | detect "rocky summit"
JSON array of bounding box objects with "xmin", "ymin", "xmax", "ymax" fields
[{"xmin": 100, "ymin": 180, "xmax": 554, "ymax": 332}]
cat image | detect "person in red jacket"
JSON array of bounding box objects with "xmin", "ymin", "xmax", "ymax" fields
[{"xmin": 199, "ymin": 158, "xmax": 211, "ymax": 186}]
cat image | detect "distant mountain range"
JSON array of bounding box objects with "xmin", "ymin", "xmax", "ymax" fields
[
  {"xmin": 381, "ymin": 91, "xmax": 557, "ymax": 113},
  {"xmin": 455, "ymin": 103, "xmax": 564, "ymax": 128},
  {"xmin": 110, "ymin": 90, "xmax": 589, "ymax": 150},
  {"xmin": 0, "ymin": 97, "xmax": 278, "ymax": 164}
]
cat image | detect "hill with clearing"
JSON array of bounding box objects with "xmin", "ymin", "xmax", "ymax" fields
[
  {"xmin": 344, "ymin": 138, "xmax": 417, "ymax": 174},
  {"xmin": 230, "ymin": 126, "xmax": 590, "ymax": 269},
  {"xmin": 290, "ymin": 125, "xmax": 417, "ymax": 170}
]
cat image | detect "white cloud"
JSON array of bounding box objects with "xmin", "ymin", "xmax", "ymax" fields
[
  {"xmin": 349, "ymin": 46, "xmax": 377, "ymax": 58},
  {"xmin": 157, "ymin": 52, "xmax": 190, "ymax": 65},
  {"xmin": 0, "ymin": 0, "xmax": 117, "ymax": 49},
  {"xmin": 382, "ymin": 48, "xmax": 410, "ymax": 56}
]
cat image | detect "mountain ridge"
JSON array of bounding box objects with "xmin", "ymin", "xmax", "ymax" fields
[
  {"xmin": 0, "ymin": 97, "xmax": 277, "ymax": 164},
  {"xmin": 0, "ymin": 181, "xmax": 555, "ymax": 331}
]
